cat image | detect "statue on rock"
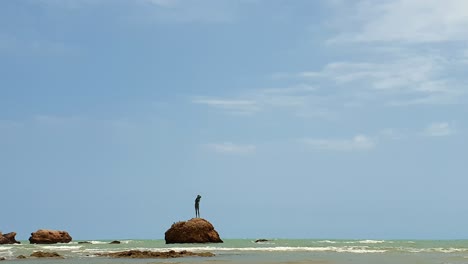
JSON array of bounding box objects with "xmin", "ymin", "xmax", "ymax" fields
[{"xmin": 195, "ymin": 194, "xmax": 201, "ymax": 218}]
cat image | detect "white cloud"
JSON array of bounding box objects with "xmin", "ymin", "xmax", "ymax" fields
[
  {"xmin": 192, "ymin": 97, "xmax": 260, "ymax": 115},
  {"xmin": 424, "ymin": 122, "xmax": 456, "ymax": 137},
  {"xmin": 330, "ymin": 0, "xmax": 468, "ymax": 43},
  {"xmin": 300, "ymin": 57, "xmax": 443, "ymax": 91},
  {"xmin": 278, "ymin": 54, "xmax": 464, "ymax": 107},
  {"xmin": 205, "ymin": 142, "xmax": 256, "ymax": 154},
  {"xmin": 304, "ymin": 135, "xmax": 375, "ymax": 151},
  {"xmin": 192, "ymin": 84, "xmax": 333, "ymax": 118}
]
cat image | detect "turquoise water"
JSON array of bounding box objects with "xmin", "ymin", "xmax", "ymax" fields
[{"xmin": 2, "ymin": 239, "xmax": 468, "ymax": 263}]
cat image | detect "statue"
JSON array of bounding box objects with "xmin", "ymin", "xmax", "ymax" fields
[{"xmin": 195, "ymin": 195, "xmax": 201, "ymax": 218}]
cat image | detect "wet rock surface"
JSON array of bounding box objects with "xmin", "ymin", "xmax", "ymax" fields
[
  {"xmin": 30, "ymin": 251, "xmax": 64, "ymax": 258},
  {"xmin": 165, "ymin": 218, "xmax": 223, "ymax": 244},
  {"xmin": 29, "ymin": 229, "xmax": 72, "ymax": 244},
  {"xmin": 97, "ymin": 250, "xmax": 214, "ymax": 258}
]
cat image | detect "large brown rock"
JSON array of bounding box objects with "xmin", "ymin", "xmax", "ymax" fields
[
  {"xmin": 0, "ymin": 232, "xmax": 20, "ymax": 244},
  {"xmin": 165, "ymin": 218, "xmax": 223, "ymax": 244},
  {"xmin": 29, "ymin": 229, "xmax": 72, "ymax": 244}
]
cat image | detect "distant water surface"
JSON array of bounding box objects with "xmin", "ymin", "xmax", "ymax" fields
[{"xmin": 2, "ymin": 239, "xmax": 468, "ymax": 263}]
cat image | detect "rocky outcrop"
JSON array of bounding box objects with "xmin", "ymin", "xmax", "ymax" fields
[
  {"xmin": 30, "ymin": 251, "xmax": 63, "ymax": 258},
  {"xmin": 98, "ymin": 250, "xmax": 214, "ymax": 258},
  {"xmin": 164, "ymin": 218, "xmax": 223, "ymax": 244},
  {"xmin": 29, "ymin": 229, "xmax": 72, "ymax": 244},
  {"xmin": 0, "ymin": 232, "xmax": 20, "ymax": 244}
]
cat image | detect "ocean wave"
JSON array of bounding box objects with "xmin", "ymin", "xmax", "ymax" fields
[
  {"xmin": 318, "ymin": 240, "xmax": 337, "ymax": 244},
  {"xmin": 159, "ymin": 246, "xmax": 387, "ymax": 254},
  {"xmin": 358, "ymin": 240, "xmax": 386, "ymax": 244},
  {"xmin": 88, "ymin": 241, "xmax": 110, "ymax": 244},
  {"xmin": 406, "ymin": 247, "xmax": 468, "ymax": 253},
  {"xmin": 40, "ymin": 245, "xmax": 82, "ymax": 251}
]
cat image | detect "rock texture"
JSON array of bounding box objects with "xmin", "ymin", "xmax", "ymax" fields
[
  {"xmin": 0, "ymin": 232, "xmax": 20, "ymax": 244},
  {"xmin": 98, "ymin": 250, "xmax": 214, "ymax": 258},
  {"xmin": 29, "ymin": 229, "xmax": 72, "ymax": 244},
  {"xmin": 165, "ymin": 218, "xmax": 223, "ymax": 244},
  {"xmin": 30, "ymin": 251, "xmax": 63, "ymax": 258}
]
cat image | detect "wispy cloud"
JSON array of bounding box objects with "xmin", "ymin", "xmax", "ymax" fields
[
  {"xmin": 329, "ymin": 0, "xmax": 468, "ymax": 43},
  {"xmin": 192, "ymin": 97, "xmax": 260, "ymax": 115},
  {"xmin": 273, "ymin": 54, "xmax": 464, "ymax": 107},
  {"xmin": 205, "ymin": 142, "xmax": 256, "ymax": 154},
  {"xmin": 303, "ymin": 135, "xmax": 376, "ymax": 151},
  {"xmin": 317, "ymin": 0, "xmax": 468, "ymax": 107},
  {"xmin": 192, "ymin": 84, "xmax": 333, "ymax": 118},
  {"xmin": 424, "ymin": 122, "xmax": 456, "ymax": 137}
]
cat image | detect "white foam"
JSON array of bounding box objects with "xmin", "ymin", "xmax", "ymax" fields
[
  {"xmin": 161, "ymin": 246, "xmax": 387, "ymax": 254},
  {"xmin": 407, "ymin": 247, "xmax": 468, "ymax": 253},
  {"xmin": 40, "ymin": 245, "xmax": 82, "ymax": 251},
  {"xmin": 358, "ymin": 240, "xmax": 386, "ymax": 244},
  {"xmin": 318, "ymin": 240, "xmax": 337, "ymax": 244},
  {"xmin": 88, "ymin": 241, "xmax": 109, "ymax": 244}
]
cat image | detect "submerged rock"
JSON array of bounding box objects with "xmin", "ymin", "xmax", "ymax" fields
[
  {"xmin": 255, "ymin": 239, "xmax": 269, "ymax": 243},
  {"xmin": 29, "ymin": 229, "xmax": 72, "ymax": 244},
  {"xmin": 98, "ymin": 250, "xmax": 214, "ymax": 258},
  {"xmin": 165, "ymin": 218, "xmax": 223, "ymax": 244},
  {"xmin": 109, "ymin": 240, "xmax": 121, "ymax": 244},
  {"xmin": 30, "ymin": 251, "xmax": 63, "ymax": 258},
  {"xmin": 0, "ymin": 232, "xmax": 20, "ymax": 244}
]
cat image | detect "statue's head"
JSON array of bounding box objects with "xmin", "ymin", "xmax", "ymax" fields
[{"xmin": 197, "ymin": 195, "xmax": 201, "ymax": 199}]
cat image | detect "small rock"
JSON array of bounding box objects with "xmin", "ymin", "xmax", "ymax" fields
[
  {"xmin": 17, "ymin": 255, "xmax": 27, "ymax": 259},
  {"xmin": 78, "ymin": 241, "xmax": 92, "ymax": 244},
  {"xmin": 109, "ymin": 240, "xmax": 121, "ymax": 244},
  {"xmin": 255, "ymin": 239, "xmax": 269, "ymax": 243}
]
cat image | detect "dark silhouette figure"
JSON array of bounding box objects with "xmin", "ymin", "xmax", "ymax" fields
[{"xmin": 195, "ymin": 195, "xmax": 201, "ymax": 218}]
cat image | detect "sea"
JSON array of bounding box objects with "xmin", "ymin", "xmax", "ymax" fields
[{"xmin": 2, "ymin": 239, "xmax": 468, "ymax": 264}]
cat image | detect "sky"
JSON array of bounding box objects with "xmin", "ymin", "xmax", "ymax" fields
[{"xmin": 1, "ymin": 0, "xmax": 468, "ymax": 240}]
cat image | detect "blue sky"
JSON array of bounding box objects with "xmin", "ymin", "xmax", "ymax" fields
[{"xmin": 1, "ymin": 0, "xmax": 467, "ymax": 240}]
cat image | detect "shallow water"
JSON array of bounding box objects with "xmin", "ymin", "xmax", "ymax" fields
[{"xmin": 2, "ymin": 239, "xmax": 468, "ymax": 263}]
